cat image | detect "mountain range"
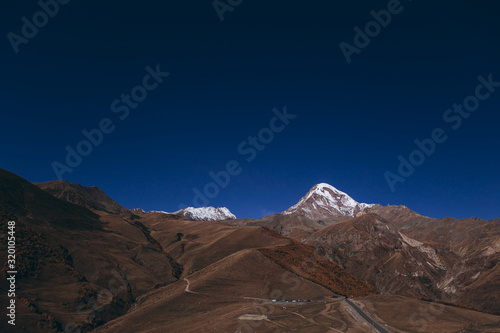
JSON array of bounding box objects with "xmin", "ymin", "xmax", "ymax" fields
[{"xmin": 0, "ymin": 168, "xmax": 499, "ymax": 332}]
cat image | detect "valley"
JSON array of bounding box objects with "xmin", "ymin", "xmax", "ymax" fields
[{"xmin": 0, "ymin": 169, "xmax": 499, "ymax": 332}]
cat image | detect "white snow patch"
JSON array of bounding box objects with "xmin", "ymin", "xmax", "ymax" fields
[
  {"xmin": 174, "ymin": 206, "xmax": 236, "ymax": 221},
  {"xmin": 283, "ymin": 183, "xmax": 374, "ymax": 218}
]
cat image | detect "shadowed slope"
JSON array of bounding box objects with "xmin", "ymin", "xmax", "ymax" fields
[
  {"xmin": 0, "ymin": 170, "xmax": 179, "ymax": 332},
  {"xmin": 0, "ymin": 168, "xmax": 100, "ymax": 230},
  {"xmin": 34, "ymin": 179, "xmax": 136, "ymax": 218}
]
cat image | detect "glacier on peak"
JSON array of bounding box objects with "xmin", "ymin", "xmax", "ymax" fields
[
  {"xmin": 173, "ymin": 206, "xmax": 237, "ymax": 221},
  {"xmin": 282, "ymin": 183, "xmax": 374, "ymax": 220}
]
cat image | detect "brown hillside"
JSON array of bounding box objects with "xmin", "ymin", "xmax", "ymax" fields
[
  {"xmin": 0, "ymin": 168, "xmax": 100, "ymax": 230},
  {"xmin": 226, "ymin": 213, "xmax": 324, "ymax": 241},
  {"xmin": 259, "ymin": 239, "xmax": 376, "ymax": 298},
  {"xmin": 307, "ymin": 213, "xmax": 456, "ymax": 299},
  {"xmin": 35, "ymin": 180, "xmax": 136, "ymax": 218},
  {"xmin": 0, "ymin": 170, "xmax": 180, "ymax": 332}
]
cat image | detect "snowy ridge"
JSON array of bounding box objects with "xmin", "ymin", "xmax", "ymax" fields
[
  {"xmin": 173, "ymin": 206, "xmax": 237, "ymax": 221},
  {"xmin": 282, "ymin": 183, "xmax": 374, "ymax": 220}
]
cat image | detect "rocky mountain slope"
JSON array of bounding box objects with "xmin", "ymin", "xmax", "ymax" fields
[
  {"xmin": 0, "ymin": 169, "xmax": 180, "ymax": 332},
  {"xmin": 306, "ymin": 213, "xmax": 456, "ymax": 299},
  {"xmin": 34, "ymin": 180, "xmax": 136, "ymax": 219},
  {"xmin": 0, "ymin": 170, "xmax": 382, "ymax": 332},
  {"xmin": 0, "ymin": 171, "xmax": 498, "ymax": 332},
  {"xmin": 228, "ymin": 182, "xmax": 500, "ymax": 314}
]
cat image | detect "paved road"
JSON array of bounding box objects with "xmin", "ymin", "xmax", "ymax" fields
[{"xmin": 344, "ymin": 299, "xmax": 390, "ymax": 333}]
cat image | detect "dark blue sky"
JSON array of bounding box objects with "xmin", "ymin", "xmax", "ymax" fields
[{"xmin": 1, "ymin": 0, "xmax": 499, "ymax": 219}]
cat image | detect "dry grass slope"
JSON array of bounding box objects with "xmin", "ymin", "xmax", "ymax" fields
[{"xmin": 259, "ymin": 239, "xmax": 376, "ymax": 298}]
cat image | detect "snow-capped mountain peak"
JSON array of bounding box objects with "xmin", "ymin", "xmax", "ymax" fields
[
  {"xmin": 173, "ymin": 206, "xmax": 237, "ymax": 221},
  {"xmin": 282, "ymin": 183, "xmax": 374, "ymax": 220}
]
